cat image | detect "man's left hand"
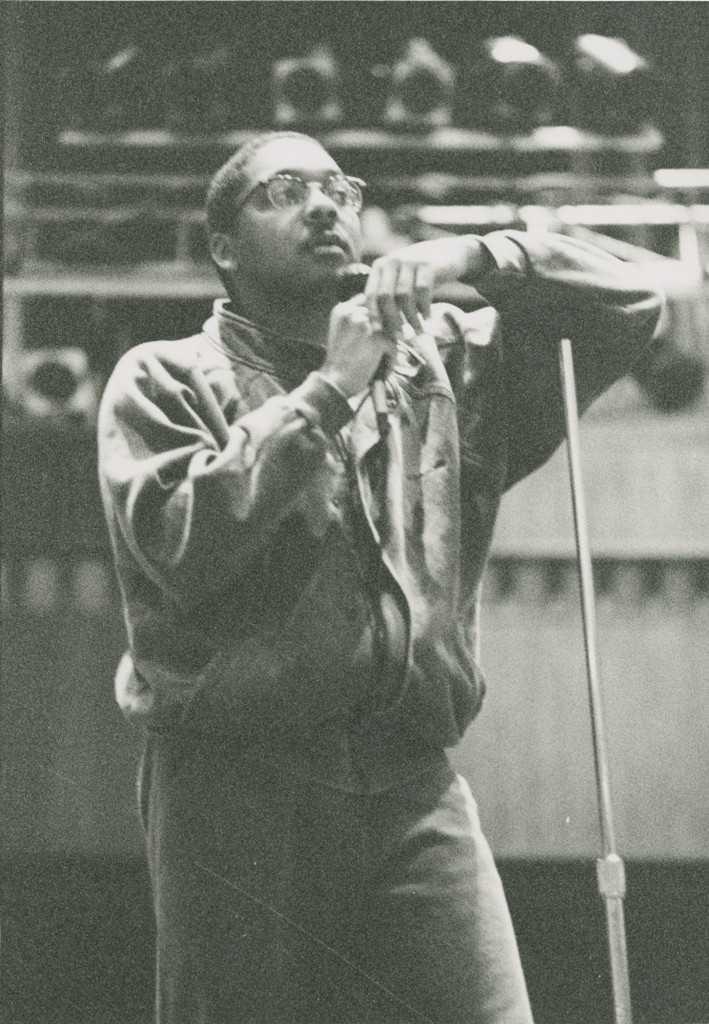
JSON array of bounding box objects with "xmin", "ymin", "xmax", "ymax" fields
[{"xmin": 363, "ymin": 235, "xmax": 491, "ymax": 340}]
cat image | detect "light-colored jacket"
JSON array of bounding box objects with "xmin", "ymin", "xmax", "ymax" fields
[{"xmin": 98, "ymin": 231, "xmax": 661, "ymax": 788}]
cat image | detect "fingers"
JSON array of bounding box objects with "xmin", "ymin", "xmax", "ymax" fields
[
  {"xmin": 331, "ymin": 296, "xmax": 370, "ymax": 336},
  {"xmin": 341, "ymin": 298, "xmax": 397, "ymax": 364},
  {"xmin": 364, "ymin": 258, "xmax": 433, "ymax": 340},
  {"xmin": 394, "ymin": 262, "xmax": 419, "ymax": 333},
  {"xmin": 324, "ymin": 295, "xmax": 396, "ymax": 397},
  {"xmin": 364, "ymin": 261, "xmax": 389, "ymax": 337},
  {"xmin": 414, "ymin": 263, "xmax": 433, "ymax": 321},
  {"xmin": 333, "ymin": 292, "xmax": 368, "ymax": 315}
]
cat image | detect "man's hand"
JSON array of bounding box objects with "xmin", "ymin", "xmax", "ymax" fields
[
  {"xmin": 319, "ymin": 295, "xmax": 395, "ymax": 399},
  {"xmin": 364, "ymin": 235, "xmax": 492, "ymax": 340}
]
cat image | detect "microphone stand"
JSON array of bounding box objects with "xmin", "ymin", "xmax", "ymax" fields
[{"xmin": 558, "ymin": 337, "xmax": 633, "ymax": 1024}]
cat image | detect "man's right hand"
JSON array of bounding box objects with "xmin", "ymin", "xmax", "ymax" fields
[{"xmin": 319, "ymin": 295, "xmax": 396, "ymax": 399}]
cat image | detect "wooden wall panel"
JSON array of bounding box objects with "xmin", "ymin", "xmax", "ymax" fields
[
  {"xmin": 454, "ymin": 405, "xmax": 709, "ymax": 858},
  {"xmin": 1, "ymin": 557, "xmax": 144, "ymax": 858},
  {"xmin": 453, "ymin": 570, "xmax": 709, "ymax": 859},
  {"xmin": 492, "ymin": 406, "xmax": 709, "ymax": 558}
]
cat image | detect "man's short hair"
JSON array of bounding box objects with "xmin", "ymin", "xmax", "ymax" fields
[{"xmin": 205, "ymin": 130, "xmax": 318, "ymax": 237}]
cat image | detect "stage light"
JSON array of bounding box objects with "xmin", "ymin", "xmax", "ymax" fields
[
  {"xmin": 571, "ymin": 34, "xmax": 657, "ymax": 135},
  {"xmin": 9, "ymin": 348, "xmax": 98, "ymax": 422},
  {"xmin": 272, "ymin": 46, "xmax": 342, "ymax": 129},
  {"xmin": 384, "ymin": 39, "xmax": 456, "ymax": 131},
  {"xmin": 459, "ymin": 36, "xmax": 561, "ymax": 134}
]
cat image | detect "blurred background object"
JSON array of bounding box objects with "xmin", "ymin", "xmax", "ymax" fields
[
  {"xmin": 459, "ymin": 35, "xmax": 562, "ymax": 134},
  {"xmin": 272, "ymin": 44, "xmax": 343, "ymax": 129},
  {"xmin": 5, "ymin": 347, "xmax": 100, "ymax": 425},
  {"xmin": 384, "ymin": 38, "xmax": 456, "ymax": 131},
  {"xmin": 570, "ymin": 33, "xmax": 660, "ymax": 136}
]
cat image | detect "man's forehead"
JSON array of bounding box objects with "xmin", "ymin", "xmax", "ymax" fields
[{"xmin": 243, "ymin": 138, "xmax": 341, "ymax": 184}]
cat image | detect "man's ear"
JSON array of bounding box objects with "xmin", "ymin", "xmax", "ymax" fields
[{"xmin": 209, "ymin": 233, "xmax": 239, "ymax": 274}]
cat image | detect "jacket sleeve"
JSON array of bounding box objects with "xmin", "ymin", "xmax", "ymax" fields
[
  {"xmin": 98, "ymin": 347, "xmax": 352, "ymax": 606},
  {"xmin": 468, "ymin": 230, "xmax": 664, "ymax": 488}
]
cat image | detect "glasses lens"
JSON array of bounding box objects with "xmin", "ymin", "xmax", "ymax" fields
[
  {"xmin": 325, "ymin": 176, "xmax": 363, "ymax": 210},
  {"xmin": 266, "ymin": 175, "xmax": 308, "ymax": 209},
  {"xmin": 264, "ymin": 174, "xmax": 365, "ymax": 212}
]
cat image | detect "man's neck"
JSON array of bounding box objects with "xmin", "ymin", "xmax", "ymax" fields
[{"xmin": 231, "ymin": 278, "xmax": 335, "ymax": 351}]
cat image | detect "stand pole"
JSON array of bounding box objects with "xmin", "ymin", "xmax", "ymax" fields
[{"xmin": 558, "ymin": 337, "xmax": 633, "ymax": 1024}]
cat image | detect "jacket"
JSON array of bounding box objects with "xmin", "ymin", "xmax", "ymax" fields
[{"xmin": 98, "ymin": 230, "xmax": 662, "ymax": 790}]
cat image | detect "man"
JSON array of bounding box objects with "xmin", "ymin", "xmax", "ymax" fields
[{"xmin": 98, "ymin": 131, "xmax": 661, "ymax": 1024}]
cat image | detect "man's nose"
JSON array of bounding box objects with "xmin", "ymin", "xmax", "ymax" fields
[{"xmin": 302, "ymin": 184, "xmax": 338, "ymax": 224}]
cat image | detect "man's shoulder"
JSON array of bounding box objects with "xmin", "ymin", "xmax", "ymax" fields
[
  {"xmin": 100, "ymin": 332, "xmax": 229, "ymax": 416},
  {"xmin": 115, "ymin": 332, "xmax": 217, "ymax": 372},
  {"xmin": 106, "ymin": 332, "xmax": 227, "ymax": 387}
]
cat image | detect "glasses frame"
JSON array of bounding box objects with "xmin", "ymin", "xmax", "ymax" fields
[{"xmin": 235, "ymin": 172, "xmax": 367, "ymax": 216}]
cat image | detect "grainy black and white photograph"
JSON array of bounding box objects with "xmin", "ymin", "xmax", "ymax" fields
[{"xmin": 2, "ymin": 2, "xmax": 708, "ymax": 1023}]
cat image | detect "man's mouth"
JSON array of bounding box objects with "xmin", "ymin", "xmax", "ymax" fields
[{"xmin": 306, "ymin": 232, "xmax": 350, "ymax": 254}]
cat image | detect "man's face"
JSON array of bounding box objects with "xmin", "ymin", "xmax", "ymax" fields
[{"xmin": 229, "ymin": 137, "xmax": 364, "ymax": 293}]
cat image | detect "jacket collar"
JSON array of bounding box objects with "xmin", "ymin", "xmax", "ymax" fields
[
  {"xmin": 204, "ymin": 298, "xmax": 325, "ymax": 384},
  {"xmin": 204, "ymin": 299, "xmax": 382, "ymax": 463}
]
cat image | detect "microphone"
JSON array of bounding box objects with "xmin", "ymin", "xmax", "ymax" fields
[
  {"xmin": 335, "ymin": 262, "xmax": 371, "ymax": 302},
  {"xmin": 336, "ymin": 264, "xmax": 390, "ymax": 438}
]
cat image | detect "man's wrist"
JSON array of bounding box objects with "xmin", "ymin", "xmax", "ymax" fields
[
  {"xmin": 291, "ymin": 371, "xmax": 354, "ymax": 435},
  {"xmin": 316, "ymin": 366, "xmax": 357, "ymax": 401},
  {"xmin": 460, "ymin": 236, "xmax": 497, "ymax": 284}
]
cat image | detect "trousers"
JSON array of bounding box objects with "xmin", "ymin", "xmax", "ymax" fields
[{"xmin": 140, "ymin": 729, "xmax": 534, "ymax": 1024}]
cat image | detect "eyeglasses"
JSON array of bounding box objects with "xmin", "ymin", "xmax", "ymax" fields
[{"xmin": 239, "ymin": 173, "xmax": 366, "ymax": 214}]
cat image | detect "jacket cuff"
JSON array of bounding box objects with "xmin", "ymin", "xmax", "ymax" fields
[
  {"xmin": 291, "ymin": 371, "xmax": 354, "ymax": 436},
  {"xmin": 475, "ymin": 230, "xmax": 531, "ymax": 278}
]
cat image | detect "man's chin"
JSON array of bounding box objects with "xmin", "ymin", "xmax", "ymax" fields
[
  {"xmin": 278, "ymin": 249, "xmax": 356, "ymax": 298},
  {"xmin": 299, "ymin": 252, "xmax": 351, "ymax": 286},
  {"xmin": 277, "ymin": 266, "xmax": 338, "ymax": 302}
]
